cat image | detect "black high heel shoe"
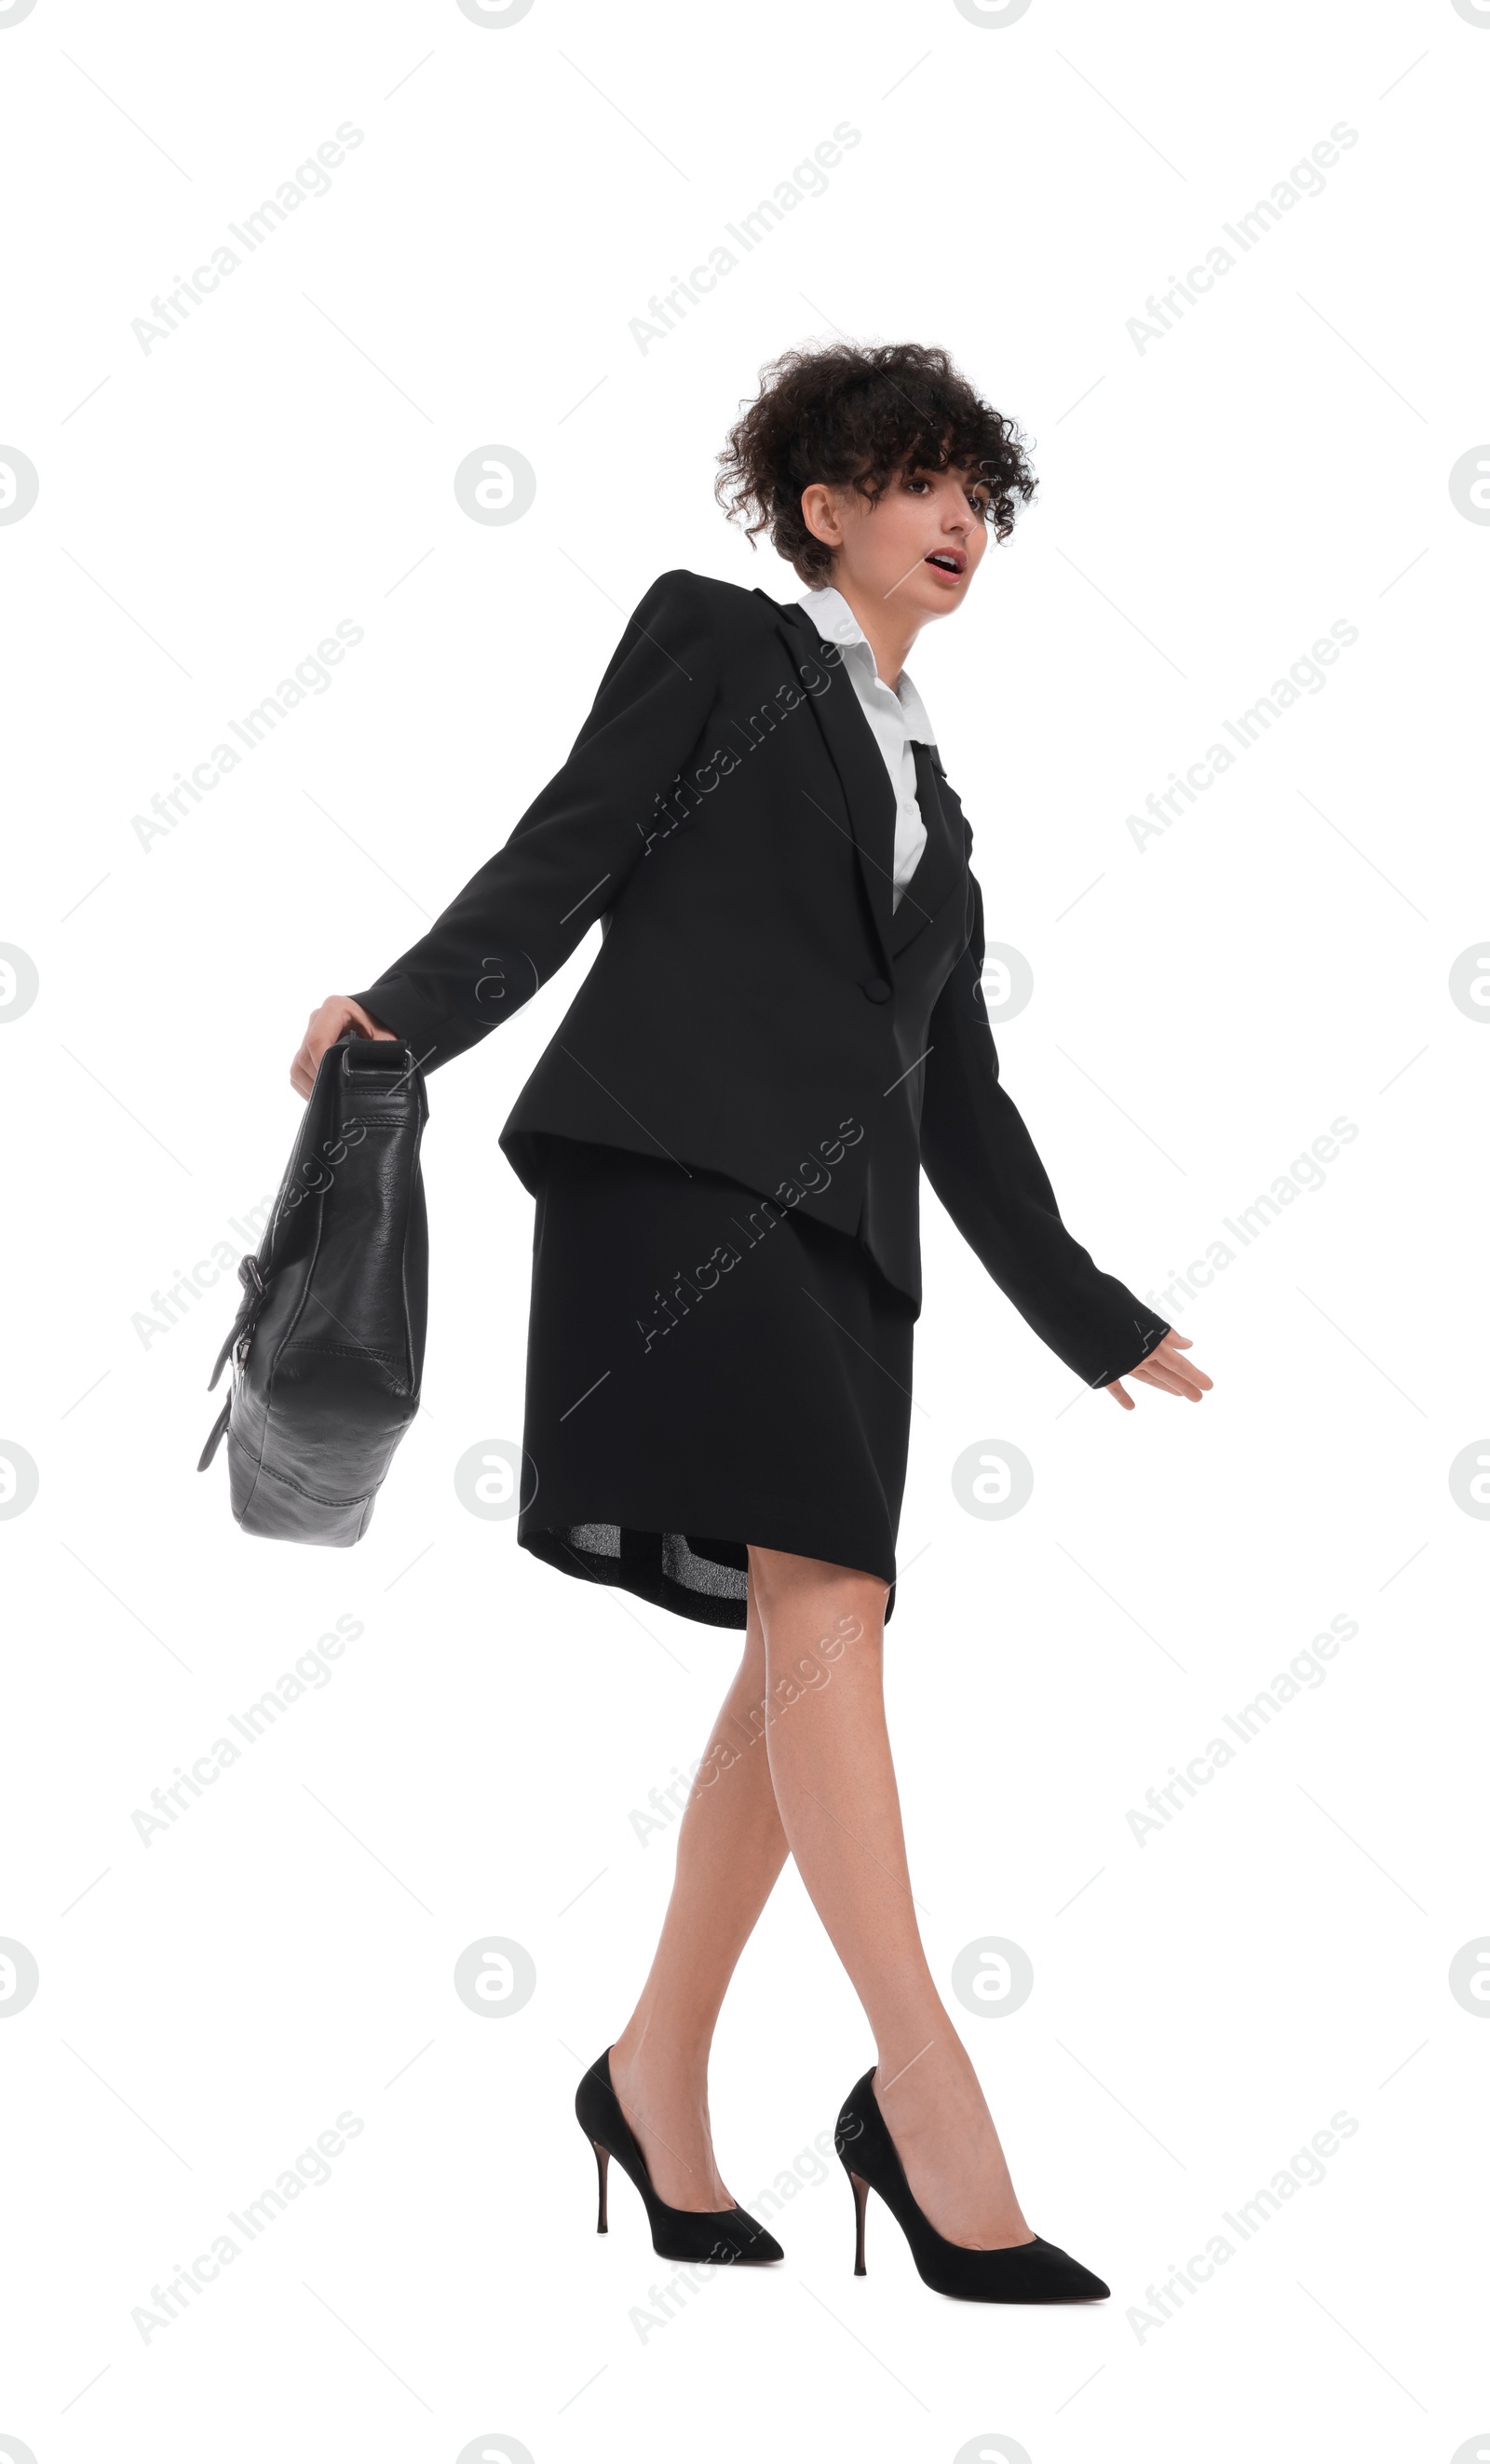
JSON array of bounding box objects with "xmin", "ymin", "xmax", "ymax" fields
[
  {"xmin": 834, "ymin": 2067, "xmax": 1109, "ymax": 2303},
  {"xmin": 576, "ymin": 2048, "xmax": 783, "ymax": 2266}
]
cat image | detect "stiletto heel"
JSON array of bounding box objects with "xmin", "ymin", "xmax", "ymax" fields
[
  {"xmin": 575, "ymin": 2047, "xmax": 784, "ymax": 2266},
  {"xmin": 834, "ymin": 2066, "xmax": 1109, "ymax": 2304},
  {"xmin": 849, "ymin": 2170, "xmax": 870, "ymax": 2276}
]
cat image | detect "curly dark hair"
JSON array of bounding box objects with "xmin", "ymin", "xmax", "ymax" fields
[{"xmin": 715, "ymin": 341, "xmax": 1037, "ymax": 584}]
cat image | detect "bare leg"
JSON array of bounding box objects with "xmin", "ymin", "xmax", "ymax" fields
[
  {"xmin": 608, "ymin": 1567, "xmax": 790, "ymax": 2208},
  {"xmin": 749, "ymin": 1545, "xmax": 1031, "ymax": 2249}
]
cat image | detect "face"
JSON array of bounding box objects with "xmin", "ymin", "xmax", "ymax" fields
[{"xmin": 801, "ymin": 462, "xmax": 992, "ymax": 618}]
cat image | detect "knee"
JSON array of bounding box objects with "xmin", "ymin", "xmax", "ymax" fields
[{"xmin": 747, "ymin": 1544, "xmax": 887, "ymax": 1630}]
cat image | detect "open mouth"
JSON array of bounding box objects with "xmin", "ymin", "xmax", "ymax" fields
[{"xmin": 924, "ymin": 550, "xmax": 966, "ymax": 575}]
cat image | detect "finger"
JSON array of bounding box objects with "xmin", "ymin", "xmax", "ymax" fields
[
  {"xmin": 1131, "ymin": 1357, "xmax": 1193, "ymax": 1391},
  {"xmin": 1135, "ymin": 1363, "xmax": 1208, "ymax": 1401},
  {"xmin": 1105, "ymin": 1381, "xmax": 1134, "ymax": 1410},
  {"xmin": 1136, "ymin": 1358, "xmax": 1200, "ymax": 1391},
  {"xmin": 1142, "ymin": 1343, "xmax": 1212, "ymax": 1387},
  {"xmin": 345, "ymin": 998, "xmax": 398, "ymax": 1041}
]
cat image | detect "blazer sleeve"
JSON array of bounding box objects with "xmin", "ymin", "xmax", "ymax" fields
[
  {"xmin": 919, "ymin": 853, "xmax": 1171, "ymax": 1388},
  {"xmin": 349, "ymin": 568, "xmax": 719, "ymax": 1070}
]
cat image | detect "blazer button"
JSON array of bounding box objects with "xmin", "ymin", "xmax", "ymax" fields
[{"xmin": 862, "ymin": 976, "xmax": 892, "ymax": 1004}]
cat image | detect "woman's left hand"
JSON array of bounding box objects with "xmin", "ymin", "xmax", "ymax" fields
[{"xmin": 1105, "ymin": 1329, "xmax": 1212, "ymax": 1410}]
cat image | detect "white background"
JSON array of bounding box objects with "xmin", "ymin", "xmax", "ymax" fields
[{"xmin": 2, "ymin": 0, "xmax": 1487, "ymax": 2457}]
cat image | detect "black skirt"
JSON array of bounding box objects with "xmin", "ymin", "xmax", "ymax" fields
[{"xmin": 515, "ymin": 1135, "xmax": 915, "ymax": 1629}]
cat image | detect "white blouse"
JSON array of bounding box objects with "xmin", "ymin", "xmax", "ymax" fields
[{"xmin": 796, "ymin": 584, "xmax": 937, "ymax": 912}]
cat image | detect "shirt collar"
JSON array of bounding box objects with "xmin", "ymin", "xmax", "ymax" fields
[{"xmin": 796, "ymin": 583, "xmax": 938, "ymax": 747}]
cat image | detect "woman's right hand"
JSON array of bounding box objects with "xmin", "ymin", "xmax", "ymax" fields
[{"xmin": 290, "ymin": 995, "xmax": 398, "ymax": 1100}]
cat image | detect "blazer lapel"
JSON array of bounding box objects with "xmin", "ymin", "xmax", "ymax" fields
[{"xmin": 766, "ymin": 597, "xmax": 897, "ymax": 971}]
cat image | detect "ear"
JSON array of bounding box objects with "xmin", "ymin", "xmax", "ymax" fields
[{"xmin": 799, "ymin": 481, "xmax": 843, "ymax": 551}]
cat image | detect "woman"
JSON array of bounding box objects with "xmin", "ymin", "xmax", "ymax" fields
[{"xmin": 291, "ymin": 342, "xmax": 1211, "ymax": 2304}]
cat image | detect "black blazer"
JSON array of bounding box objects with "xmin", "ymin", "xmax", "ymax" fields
[{"xmin": 352, "ymin": 569, "xmax": 1169, "ymax": 1387}]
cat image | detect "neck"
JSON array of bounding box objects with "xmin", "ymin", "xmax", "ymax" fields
[{"xmin": 823, "ymin": 574, "xmax": 922, "ymax": 688}]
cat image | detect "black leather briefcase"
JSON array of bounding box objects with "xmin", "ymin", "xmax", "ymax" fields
[{"xmin": 197, "ymin": 1036, "xmax": 428, "ymax": 1544}]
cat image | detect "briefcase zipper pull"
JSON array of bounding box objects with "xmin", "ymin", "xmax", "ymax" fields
[
  {"xmin": 207, "ymin": 1253, "xmax": 266, "ymax": 1391},
  {"xmin": 196, "ymin": 1395, "xmax": 232, "ymax": 1471}
]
